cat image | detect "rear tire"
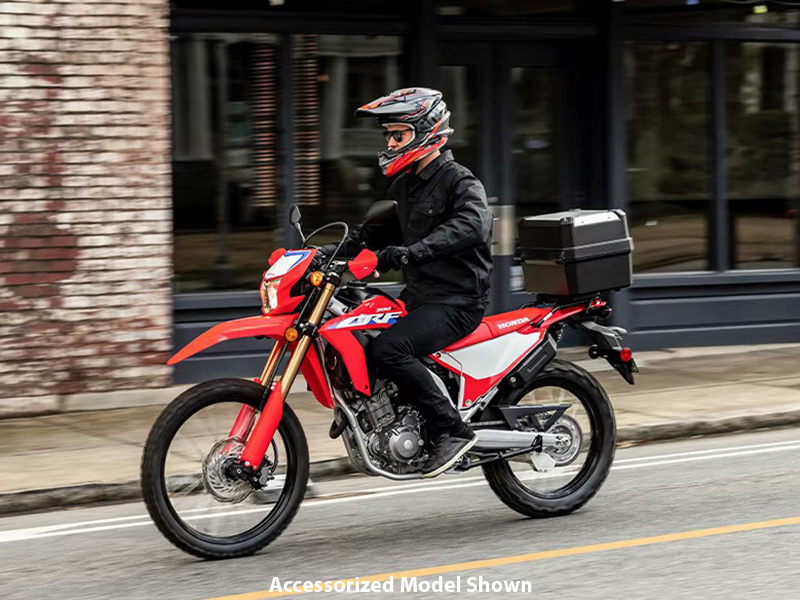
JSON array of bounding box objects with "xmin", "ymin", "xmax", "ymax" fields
[
  {"xmin": 141, "ymin": 379, "xmax": 309, "ymax": 559},
  {"xmin": 482, "ymin": 360, "xmax": 616, "ymax": 518}
]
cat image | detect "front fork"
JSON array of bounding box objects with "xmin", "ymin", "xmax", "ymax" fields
[
  {"xmin": 237, "ymin": 282, "xmax": 336, "ymax": 469},
  {"xmin": 226, "ymin": 340, "xmax": 285, "ymax": 442}
]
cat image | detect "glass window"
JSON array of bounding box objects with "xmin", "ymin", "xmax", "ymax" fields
[
  {"xmin": 172, "ymin": 0, "xmax": 408, "ymax": 17},
  {"xmin": 303, "ymin": 35, "xmax": 403, "ymax": 246},
  {"xmin": 727, "ymin": 42, "xmax": 800, "ymax": 270},
  {"xmin": 171, "ymin": 33, "xmax": 404, "ymax": 292},
  {"xmin": 512, "ymin": 67, "xmax": 560, "ymax": 218},
  {"xmin": 438, "ymin": 65, "xmax": 480, "ymax": 177},
  {"xmin": 436, "ymin": 0, "xmax": 579, "ymax": 18},
  {"xmin": 625, "ymin": 0, "xmax": 800, "ymax": 25},
  {"xmin": 626, "ymin": 42, "xmax": 712, "ymax": 273}
]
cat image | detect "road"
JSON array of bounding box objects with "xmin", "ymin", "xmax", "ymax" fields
[{"xmin": 2, "ymin": 427, "xmax": 800, "ymax": 600}]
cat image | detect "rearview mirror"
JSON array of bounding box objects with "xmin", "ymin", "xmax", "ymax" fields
[
  {"xmin": 289, "ymin": 204, "xmax": 305, "ymax": 245},
  {"xmin": 363, "ymin": 200, "xmax": 398, "ymax": 227},
  {"xmin": 289, "ymin": 204, "xmax": 302, "ymax": 226}
]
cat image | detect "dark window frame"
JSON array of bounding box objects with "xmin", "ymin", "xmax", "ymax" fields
[{"xmin": 626, "ymin": 21, "xmax": 800, "ymax": 285}]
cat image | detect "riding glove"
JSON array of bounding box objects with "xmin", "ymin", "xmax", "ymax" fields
[{"xmin": 377, "ymin": 246, "xmax": 410, "ymax": 272}]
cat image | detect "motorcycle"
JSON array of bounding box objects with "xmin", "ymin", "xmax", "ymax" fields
[{"xmin": 141, "ymin": 202, "xmax": 638, "ymax": 559}]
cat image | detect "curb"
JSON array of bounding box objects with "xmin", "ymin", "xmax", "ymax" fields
[
  {"xmin": 3, "ymin": 411, "xmax": 800, "ymax": 517},
  {"xmin": 616, "ymin": 408, "xmax": 800, "ymax": 444}
]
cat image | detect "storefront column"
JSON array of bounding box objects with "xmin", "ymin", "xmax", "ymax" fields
[
  {"xmin": 186, "ymin": 38, "xmax": 213, "ymax": 159},
  {"xmin": 321, "ymin": 55, "xmax": 346, "ymax": 162},
  {"xmin": 604, "ymin": 1, "xmax": 632, "ymax": 330},
  {"xmin": 406, "ymin": 0, "xmax": 438, "ymax": 88},
  {"xmin": 710, "ymin": 40, "xmax": 731, "ymax": 271},
  {"xmin": 279, "ymin": 34, "xmax": 297, "ymax": 247}
]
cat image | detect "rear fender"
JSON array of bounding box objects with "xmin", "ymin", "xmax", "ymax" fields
[
  {"xmin": 167, "ymin": 314, "xmax": 297, "ymax": 366},
  {"xmin": 575, "ymin": 320, "xmax": 639, "ymax": 385}
]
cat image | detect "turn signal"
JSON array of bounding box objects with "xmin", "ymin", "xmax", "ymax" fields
[
  {"xmin": 285, "ymin": 327, "xmax": 299, "ymax": 342},
  {"xmin": 620, "ymin": 348, "xmax": 633, "ymax": 362},
  {"xmin": 309, "ymin": 271, "xmax": 324, "ymax": 286}
]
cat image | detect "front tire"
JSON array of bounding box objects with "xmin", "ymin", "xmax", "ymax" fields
[
  {"xmin": 482, "ymin": 360, "xmax": 616, "ymax": 518},
  {"xmin": 141, "ymin": 379, "xmax": 309, "ymax": 559}
]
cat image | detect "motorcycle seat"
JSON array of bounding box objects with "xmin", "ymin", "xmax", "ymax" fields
[{"xmin": 443, "ymin": 307, "xmax": 549, "ymax": 352}]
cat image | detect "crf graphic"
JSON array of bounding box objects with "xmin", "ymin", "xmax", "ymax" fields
[{"xmin": 332, "ymin": 311, "xmax": 403, "ymax": 329}]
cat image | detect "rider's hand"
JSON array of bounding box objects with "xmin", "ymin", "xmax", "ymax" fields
[
  {"xmin": 310, "ymin": 251, "xmax": 329, "ymax": 270},
  {"xmin": 377, "ymin": 246, "xmax": 410, "ymax": 272}
]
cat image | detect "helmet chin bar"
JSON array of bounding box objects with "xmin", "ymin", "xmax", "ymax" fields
[{"xmin": 379, "ymin": 136, "xmax": 448, "ymax": 177}]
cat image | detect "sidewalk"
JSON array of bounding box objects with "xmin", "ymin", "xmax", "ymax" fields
[{"xmin": 2, "ymin": 344, "xmax": 800, "ymax": 515}]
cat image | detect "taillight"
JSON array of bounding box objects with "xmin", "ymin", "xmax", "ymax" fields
[{"xmin": 620, "ymin": 347, "xmax": 633, "ymax": 362}]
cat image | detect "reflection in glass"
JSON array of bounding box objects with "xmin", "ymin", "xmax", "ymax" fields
[
  {"xmin": 438, "ymin": 66, "xmax": 479, "ymax": 177},
  {"xmin": 626, "ymin": 42, "xmax": 711, "ymax": 272},
  {"xmin": 437, "ymin": 0, "xmax": 578, "ymax": 18},
  {"xmin": 171, "ymin": 34, "xmax": 404, "ymax": 292},
  {"xmin": 512, "ymin": 67, "xmax": 559, "ymax": 219},
  {"xmin": 307, "ymin": 35, "xmax": 402, "ymax": 246},
  {"xmin": 727, "ymin": 42, "xmax": 800, "ymax": 270},
  {"xmin": 625, "ymin": 0, "xmax": 800, "ymax": 25}
]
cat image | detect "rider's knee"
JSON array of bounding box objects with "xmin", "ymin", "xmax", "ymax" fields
[{"xmin": 368, "ymin": 334, "xmax": 406, "ymax": 366}]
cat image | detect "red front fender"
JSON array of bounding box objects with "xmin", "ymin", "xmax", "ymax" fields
[
  {"xmin": 167, "ymin": 314, "xmax": 297, "ymax": 366},
  {"xmin": 167, "ymin": 313, "xmax": 334, "ymax": 410}
]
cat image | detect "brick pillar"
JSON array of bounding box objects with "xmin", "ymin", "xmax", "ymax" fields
[{"xmin": 0, "ymin": 0, "xmax": 172, "ymax": 415}]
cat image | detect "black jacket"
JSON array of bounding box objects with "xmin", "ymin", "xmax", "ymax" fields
[{"xmin": 332, "ymin": 150, "xmax": 493, "ymax": 311}]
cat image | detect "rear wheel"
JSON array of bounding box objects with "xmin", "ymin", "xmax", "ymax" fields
[
  {"xmin": 141, "ymin": 379, "xmax": 309, "ymax": 559},
  {"xmin": 482, "ymin": 360, "xmax": 616, "ymax": 518}
]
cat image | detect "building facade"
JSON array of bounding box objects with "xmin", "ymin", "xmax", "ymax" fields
[
  {"xmin": 1, "ymin": 0, "xmax": 799, "ymax": 406},
  {"xmin": 0, "ymin": 0, "xmax": 172, "ymax": 413}
]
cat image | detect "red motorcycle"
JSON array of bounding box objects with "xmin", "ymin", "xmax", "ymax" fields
[{"xmin": 141, "ymin": 204, "xmax": 638, "ymax": 559}]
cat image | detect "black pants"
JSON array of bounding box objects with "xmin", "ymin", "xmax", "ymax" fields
[{"xmin": 368, "ymin": 303, "xmax": 484, "ymax": 432}]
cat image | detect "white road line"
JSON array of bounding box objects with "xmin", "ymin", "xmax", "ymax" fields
[
  {"xmin": 612, "ymin": 444, "xmax": 800, "ymax": 470},
  {"xmin": 613, "ymin": 438, "xmax": 800, "ymax": 464},
  {"xmin": 1, "ymin": 437, "xmax": 798, "ymax": 544}
]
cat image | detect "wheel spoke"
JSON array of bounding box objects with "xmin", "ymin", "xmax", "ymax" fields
[
  {"xmin": 161, "ymin": 400, "xmax": 291, "ymax": 540},
  {"xmin": 504, "ymin": 379, "xmax": 600, "ymax": 497}
]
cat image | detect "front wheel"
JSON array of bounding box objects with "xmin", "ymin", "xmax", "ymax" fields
[
  {"xmin": 141, "ymin": 379, "xmax": 309, "ymax": 559},
  {"xmin": 482, "ymin": 360, "xmax": 616, "ymax": 518}
]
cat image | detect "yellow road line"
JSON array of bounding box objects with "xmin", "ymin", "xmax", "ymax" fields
[{"xmin": 210, "ymin": 515, "xmax": 800, "ymax": 600}]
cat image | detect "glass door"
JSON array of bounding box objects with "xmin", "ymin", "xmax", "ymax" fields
[{"xmin": 440, "ymin": 42, "xmax": 585, "ymax": 312}]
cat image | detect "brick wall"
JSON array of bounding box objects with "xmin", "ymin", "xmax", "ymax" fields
[{"xmin": 0, "ymin": 0, "xmax": 172, "ymax": 414}]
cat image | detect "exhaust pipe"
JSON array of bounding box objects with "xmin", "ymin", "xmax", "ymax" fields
[{"xmin": 474, "ymin": 429, "xmax": 564, "ymax": 451}]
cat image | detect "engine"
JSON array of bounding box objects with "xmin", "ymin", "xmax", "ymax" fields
[
  {"xmin": 346, "ymin": 382, "xmax": 425, "ymax": 475},
  {"xmin": 368, "ymin": 408, "xmax": 424, "ymax": 468}
]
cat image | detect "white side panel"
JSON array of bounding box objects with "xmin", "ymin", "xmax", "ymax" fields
[{"xmin": 446, "ymin": 332, "xmax": 542, "ymax": 380}]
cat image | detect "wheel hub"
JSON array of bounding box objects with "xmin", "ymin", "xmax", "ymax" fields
[
  {"xmin": 202, "ymin": 438, "xmax": 253, "ymax": 503},
  {"xmin": 544, "ymin": 415, "xmax": 583, "ymax": 466}
]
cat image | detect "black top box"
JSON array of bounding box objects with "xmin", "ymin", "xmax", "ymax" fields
[{"xmin": 517, "ymin": 209, "xmax": 633, "ymax": 297}]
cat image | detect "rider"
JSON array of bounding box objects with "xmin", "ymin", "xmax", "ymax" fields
[{"xmin": 322, "ymin": 87, "xmax": 493, "ymax": 477}]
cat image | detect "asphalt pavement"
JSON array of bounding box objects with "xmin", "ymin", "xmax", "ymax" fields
[
  {"xmin": 4, "ymin": 343, "xmax": 800, "ymax": 516},
  {"xmin": 2, "ymin": 427, "xmax": 800, "ymax": 600}
]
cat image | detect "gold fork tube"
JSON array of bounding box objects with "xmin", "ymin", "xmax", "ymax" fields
[
  {"xmin": 308, "ymin": 282, "xmax": 336, "ymax": 326},
  {"xmin": 278, "ymin": 282, "xmax": 336, "ymax": 400},
  {"xmin": 258, "ymin": 340, "xmax": 285, "ymax": 385}
]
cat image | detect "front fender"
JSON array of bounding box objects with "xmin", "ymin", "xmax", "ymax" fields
[{"xmin": 167, "ymin": 314, "xmax": 297, "ymax": 366}]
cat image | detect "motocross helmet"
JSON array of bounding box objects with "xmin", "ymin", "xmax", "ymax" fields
[{"xmin": 355, "ymin": 87, "xmax": 453, "ymax": 177}]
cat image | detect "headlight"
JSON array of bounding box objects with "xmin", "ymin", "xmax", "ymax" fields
[{"xmin": 260, "ymin": 277, "xmax": 281, "ymax": 314}]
